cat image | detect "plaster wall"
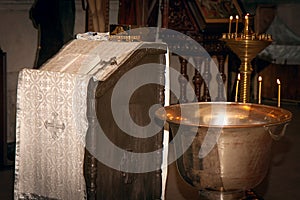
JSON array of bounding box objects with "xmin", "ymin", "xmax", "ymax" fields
[{"xmin": 0, "ymin": 0, "xmax": 86, "ymax": 142}]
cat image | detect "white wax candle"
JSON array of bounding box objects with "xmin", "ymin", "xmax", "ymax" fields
[
  {"xmin": 258, "ymin": 76, "xmax": 262, "ymax": 104},
  {"xmin": 235, "ymin": 15, "xmax": 239, "ymax": 37},
  {"xmin": 235, "ymin": 73, "xmax": 240, "ymax": 102},
  {"xmin": 245, "ymin": 14, "xmax": 249, "ymax": 35},
  {"xmin": 277, "ymin": 79, "xmax": 281, "ymax": 107},
  {"xmin": 229, "ymin": 16, "xmax": 233, "ymax": 34}
]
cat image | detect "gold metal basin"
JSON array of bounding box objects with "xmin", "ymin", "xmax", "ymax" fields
[{"xmin": 156, "ymin": 102, "xmax": 292, "ymax": 199}]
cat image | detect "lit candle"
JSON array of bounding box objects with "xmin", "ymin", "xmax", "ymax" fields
[
  {"xmin": 258, "ymin": 76, "xmax": 262, "ymax": 104},
  {"xmin": 244, "ymin": 13, "xmax": 249, "ymax": 35},
  {"xmin": 235, "ymin": 73, "xmax": 240, "ymax": 102},
  {"xmin": 235, "ymin": 15, "xmax": 239, "ymax": 37},
  {"xmin": 277, "ymin": 79, "xmax": 281, "ymax": 107},
  {"xmin": 229, "ymin": 16, "xmax": 233, "ymax": 34}
]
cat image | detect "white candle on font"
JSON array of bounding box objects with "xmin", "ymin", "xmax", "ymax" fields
[
  {"xmin": 235, "ymin": 15, "xmax": 239, "ymax": 37},
  {"xmin": 277, "ymin": 79, "xmax": 281, "ymax": 107},
  {"xmin": 235, "ymin": 73, "xmax": 240, "ymax": 102},
  {"xmin": 229, "ymin": 16, "xmax": 233, "ymax": 34},
  {"xmin": 258, "ymin": 76, "xmax": 262, "ymax": 104}
]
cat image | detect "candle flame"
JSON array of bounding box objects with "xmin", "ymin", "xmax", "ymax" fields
[
  {"xmin": 245, "ymin": 15, "xmax": 248, "ymax": 20},
  {"xmin": 258, "ymin": 76, "xmax": 262, "ymax": 81},
  {"xmin": 236, "ymin": 15, "xmax": 239, "ymax": 19},
  {"xmin": 238, "ymin": 73, "xmax": 240, "ymax": 80},
  {"xmin": 230, "ymin": 16, "xmax": 233, "ymax": 20},
  {"xmin": 277, "ymin": 79, "xmax": 281, "ymax": 84}
]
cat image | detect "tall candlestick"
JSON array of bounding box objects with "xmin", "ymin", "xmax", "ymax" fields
[
  {"xmin": 258, "ymin": 76, "xmax": 262, "ymax": 104},
  {"xmin": 277, "ymin": 79, "xmax": 281, "ymax": 107},
  {"xmin": 229, "ymin": 16, "xmax": 233, "ymax": 34},
  {"xmin": 235, "ymin": 73, "xmax": 240, "ymax": 102},
  {"xmin": 244, "ymin": 13, "xmax": 249, "ymax": 35},
  {"xmin": 235, "ymin": 15, "xmax": 239, "ymax": 37}
]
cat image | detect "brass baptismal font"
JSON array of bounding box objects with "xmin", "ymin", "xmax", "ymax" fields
[
  {"xmin": 155, "ymin": 14, "xmax": 292, "ymax": 200},
  {"xmin": 156, "ymin": 103, "xmax": 291, "ymax": 200}
]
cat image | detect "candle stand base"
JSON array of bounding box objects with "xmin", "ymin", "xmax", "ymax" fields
[{"xmin": 221, "ymin": 37, "xmax": 271, "ymax": 103}]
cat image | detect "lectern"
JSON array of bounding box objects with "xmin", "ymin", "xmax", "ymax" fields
[{"xmin": 15, "ymin": 38, "xmax": 167, "ymax": 200}]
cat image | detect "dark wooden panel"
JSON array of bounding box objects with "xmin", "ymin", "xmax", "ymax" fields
[
  {"xmin": 0, "ymin": 48, "xmax": 7, "ymax": 166},
  {"xmin": 84, "ymin": 47, "xmax": 166, "ymax": 200},
  {"xmin": 260, "ymin": 63, "xmax": 300, "ymax": 101}
]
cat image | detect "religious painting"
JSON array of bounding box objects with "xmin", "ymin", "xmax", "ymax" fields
[{"xmin": 196, "ymin": 0, "xmax": 243, "ymax": 23}]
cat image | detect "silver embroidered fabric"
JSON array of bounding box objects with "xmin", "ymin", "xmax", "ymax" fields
[
  {"xmin": 14, "ymin": 69, "xmax": 91, "ymax": 200},
  {"xmin": 41, "ymin": 39, "xmax": 143, "ymax": 80}
]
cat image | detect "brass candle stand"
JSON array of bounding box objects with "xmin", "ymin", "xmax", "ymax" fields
[{"xmin": 221, "ymin": 15, "xmax": 272, "ymax": 103}]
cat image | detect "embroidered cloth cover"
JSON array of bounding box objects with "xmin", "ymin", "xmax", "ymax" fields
[
  {"xmin": 14, "ymin": 69, "xmax": 91, "ymax": 199},
  {"xmin": 14, "ymin": 39, "xmax": 143, "ymax": 199}
]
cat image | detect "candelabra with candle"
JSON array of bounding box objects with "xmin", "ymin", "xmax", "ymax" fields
[{"xmin": 221, "ymin": 14, "xmax": 272, "ymax": 103}]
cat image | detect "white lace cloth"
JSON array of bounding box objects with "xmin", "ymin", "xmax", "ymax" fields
[
  {"xmin": 76, "ymin": 32, "xmax": 110, "ymax": 41},
  {"xmin": 14, "ymin": 69, "xmax": 92, "ymax": 200}
]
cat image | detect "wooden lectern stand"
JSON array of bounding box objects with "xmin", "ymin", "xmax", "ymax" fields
[{"xmin": 82, "ymin": 42, "xmax": 167, "ymax": 200}]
